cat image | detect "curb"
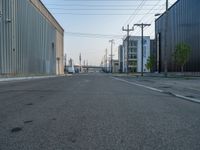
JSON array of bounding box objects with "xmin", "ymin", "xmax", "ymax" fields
[
  {"xmin": 112, "ymin": 77, "xmax": 200, "ymax": 104},
  {"xmin": 0, "ymin": 75, "xmax": 58, "ymax": 82}
]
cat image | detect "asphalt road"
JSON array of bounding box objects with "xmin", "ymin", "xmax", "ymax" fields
[{"xmin": 0, "ymin": 73, "xmax": 200, "ymax": 150}]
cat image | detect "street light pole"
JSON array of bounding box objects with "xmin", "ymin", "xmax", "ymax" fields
[{"xmin": 134, "ymin": 23, "xmax": 151, "ymax": 76}]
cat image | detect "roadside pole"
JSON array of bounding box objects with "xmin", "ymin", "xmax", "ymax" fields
[
  {"xmin": 134, "ymin": 23, "xmax": 151, "ymax": 76},
  {"xmin": 122, "ymin": 25, "xmax": 134, "ymax": 74},
  {"xmin": 109, "ymin": 40, "xmax": 114, "ymax": 73}
]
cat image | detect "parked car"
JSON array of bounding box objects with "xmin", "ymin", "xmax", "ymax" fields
[{"xmin": 68, "ymin": 66, "xmax": 75, "ymax": 74}]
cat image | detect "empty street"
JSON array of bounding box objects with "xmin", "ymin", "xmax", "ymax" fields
[{"xmin": 0, "ymin": 73, "xmax": 200, "ymax": 150}]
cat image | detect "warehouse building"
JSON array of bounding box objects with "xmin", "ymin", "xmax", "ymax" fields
[
  {"xmin": 0, "ymin": 0, "xmax": 64, "ymax": 76},
  {"xmin": 155, "ymin": 0, "xmax": 200, "ymax": 72},
  {"xmin": 150, "ymin": 39, "xmax": 157, "ymax": 72}
]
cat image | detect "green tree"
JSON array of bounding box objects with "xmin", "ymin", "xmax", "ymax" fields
[
  {"xmin": 145, "ymin": 56, "xmax": 155, "ymax": 72},
  {"xmin": 174, "ymin": 43, "xmax": 191, "ymax": 72},
  {"xmin": 145, "ymin": 56, "xmax": 156, "ymax": 70}
]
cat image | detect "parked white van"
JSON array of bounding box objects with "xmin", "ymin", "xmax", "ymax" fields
[{"xmin": 68, "ymin": 66, "xmax": 75, "ymax": 74}]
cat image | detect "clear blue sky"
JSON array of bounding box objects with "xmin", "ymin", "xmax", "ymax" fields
[{"xmin": 41, "ymin": 0, "xmax": 177, "ymax": 65}]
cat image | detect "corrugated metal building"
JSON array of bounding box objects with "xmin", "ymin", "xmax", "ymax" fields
[
  {"xmin": 155, "ymin": 0, "xmax": 200, "ymax": 72},
  {"xmin": 150, "ymin": 39, "xmax": 157, "ymax": 72},
  {"xmin": 0, "ymin": 0, "xmax": 64, "ymax": 76}
]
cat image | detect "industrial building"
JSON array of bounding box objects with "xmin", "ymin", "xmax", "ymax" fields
[
  {"xmin": 118, "ymin": 45, "xmax": 123, "ymax": 73},
  {"xmin": 155, "ymin": 0, "xmax": 200, "ymax": 72},
  {"xmin": 150, "ymin": 39, "xmax": 157, "ymax": 72},
  {"xmin": 111, "ymin": 59, "xmax": 119, "ymax": 73},
  {"xmin": 0, "ymin": 0, "xmax": 64, "ymax": 76},
  {"xmin": 121, "ymin": 36, "xmax": 150, "ymax": 73}
]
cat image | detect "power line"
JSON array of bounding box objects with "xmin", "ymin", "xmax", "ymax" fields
[
  {"xmin": 53, "ymin": 12, "xmax": 157, "ymax": 15},
  {"xmin": 49, "ymin": 8, "xmax": 164, "ymax": 11},
  {"xmin": 132, "ymin": 1, "xmax": 164, "ymax": 35},
  {"xmin": 141, "ymin": 4, "xmax": 166, "ymax": 37},
  {"xmin": 123, "ymin": 0, "xmax": 146, "ymax": 26},
  {"xmin": 61, "ymin": 0, "xmax": 160, "ymax": 1},
  {"xmin": 65, "ymin": 32, "xmax": 122, "ymax": 37},
  {"xmin": 136, "ymin": 0, "xmax": 163, "ymax": 23},
  {"xmin": 133, "ymin": 3, "xmax": 166, "ymax": 36},
  {"xmin": 45, "ymin": 4, "xmax": 163, "ymax": 7},
  {"xmin": 65, "ymin": 32, "xmax": 123, "ymax": 39},
  {"xmin": 125, "ymin": 0, "xmax": 162, "ymax": 26}
]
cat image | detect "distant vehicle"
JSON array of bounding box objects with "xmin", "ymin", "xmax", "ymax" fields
[
  {"xmin": 64, "ymin": 66, "xmax": 68, "ymax": 74},
  {"xmin": 68, "ymin": 66, "xmax": 75, "ymax": 74},
  {"xmin": 75, "ymin": 68, "xmax": 79, "ymax": 73}
]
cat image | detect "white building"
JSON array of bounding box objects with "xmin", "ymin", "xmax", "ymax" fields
[
  {"xmin": 122, "ymin": 36, "xmax": 150, "ymax": 73},
  {"xmin": 118, "ymin": 45, "xmax": 124, "ymax": 73}
]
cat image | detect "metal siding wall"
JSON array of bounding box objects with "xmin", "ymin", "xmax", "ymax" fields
[
  {"xmin": 0, "ymin": 0, "xmax": 12, "ymax": 74},
  {"xmin": 156, "ymin": 0, "xmax": 200, "ymax": 72},
  {"xmin": 0, "ymin": 0, "xmax": 58, "ymax": 75},
  {"xmin": 55, "ymin": 30, "xmax": 64, "ymax": 75},
  {"xmin": 0, "ymin": 0, "xmax": 2, "ymax": 73}
]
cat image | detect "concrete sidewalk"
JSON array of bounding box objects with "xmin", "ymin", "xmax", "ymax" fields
[{"xmin": 113, "ymin": 74, "xmax": 200, "ymax": 102}]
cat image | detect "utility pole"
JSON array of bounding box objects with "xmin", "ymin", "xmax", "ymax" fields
[
  {"xmin": 105, "ymin": 49, "xmax": 108, "ymax": 72},
  {"xmin": 79, "ymin": 53, "xmax": 82, "ymax": 72},
  {"xmin": 164, "ymin": 0, "xmax": 169, "ymax": 77},
  {"xmin": 69, "ymin": 58, "xmax": 73, "ymax": 67},
  {"xmin": 64, "ymin": 53, "xmax": 67, "ymax": 73},
  {"xmin": 166, "ymin": 0, "xmax": 168, "ymax": 11},
  {"xmin": 86, "ymin": 60, "xmax": 88, "ymax": 72},
  {"xmin": 122, "ymin": 25, "xmax": 134, "ymax": 74},
  {"xmin": 109, "ymin": 39, "xmax": 114, "ymax": 73},
  {"xmin": 134, "ymin": 23, "xmax": 151, "ymax": 76},
  {"xmin": 64, "ymin": 53, "xmax": 67, "ymax": 67}
]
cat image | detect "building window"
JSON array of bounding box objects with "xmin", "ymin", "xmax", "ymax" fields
[
  {"xmin": 143, "ymin": 46, "xmax": 146, "ymax": 58},
  {"xmin": 130, "ymin": 48, "xmax": 134, "ymax": 53},
  {"xmin": 143, "ymin": 40, "xmax": 147, "ymax": 45},
  {"xmin": 130, "ymin": 61, "xmax": 137, "ymax": 66},
  {"xmin": 133, "ymin": 48, "xmax": 137, "ymax": 53},
  {"xmin": 130, "ymin": 41, "xmax": 137, "ymax": 47},
  {"xmin": 129, "ymin": 54, "xmax": 137, "ymax": 59},
  {"xmin": 133, "ymin": 41, "xmax": 138, "ymax": 47},
  {"xmin": 129, "ymin": 48, "xmax": 137, "ymax": 54},
  {"xmin": 130, "ymin": 41, "xmax": 133, "ymax": 46}
]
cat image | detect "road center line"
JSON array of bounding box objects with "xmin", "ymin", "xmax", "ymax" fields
[{"xmin": 112, "ymin": 77, "xmax": 200, "ymax": 104}]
